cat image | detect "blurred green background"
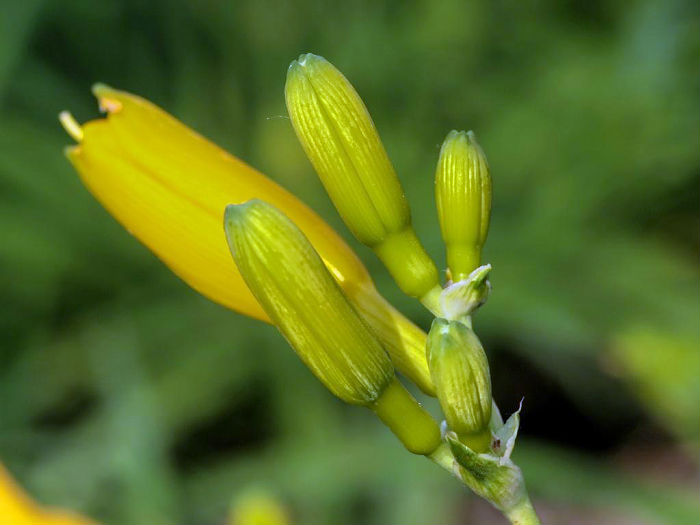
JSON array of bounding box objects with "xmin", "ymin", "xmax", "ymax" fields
[{"xmin": 1, "ymin": 0, "xmax": 698, "ymax": 523}]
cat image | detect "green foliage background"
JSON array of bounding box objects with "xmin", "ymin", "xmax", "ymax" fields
[{"xmin": 0, "ymin": 0, "xmax": 698, "ymax": 523}]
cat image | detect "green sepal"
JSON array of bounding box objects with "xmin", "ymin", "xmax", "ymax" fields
[
  {"xmin": 439, "ymin": 264, "xmax": 492, "ymax": 321},
  {"xmin": 489, "ymin": 400, "xmax": 504, "ymax": 433},
  {"xmin": 446, "ymin": 432, "xmax": 526, "ymax": 513},
  {"xmin": 491, "ymin": 401, "xmax": 522, "ymax": 462}
]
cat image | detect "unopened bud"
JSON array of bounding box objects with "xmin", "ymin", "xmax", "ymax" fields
[
  {"xmin": 426, "ymin": 318, "xmax": 492, "ymax": 452},
  {"xmin": 435, "ymin": 130, "xmax": 492, "ymax": 281},
  {"xmin": 285, "ymin": 53, "xmax": 439, "ymax": 299},
  {"xmin": 225, "ymin": 200, "xmax": 441, "ymax": 455},
  {"xmin": 225, "ymin": 199, "xmax": 393, "ymax": 405}
]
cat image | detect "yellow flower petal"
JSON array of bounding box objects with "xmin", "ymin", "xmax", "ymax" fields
[
  {"xmin": 62, "ymin": 86, "xmax": 436, "ymax": 395},
  {"xmin": 0, "ymin": 464, "xmax": 94, "ymax": 524}
]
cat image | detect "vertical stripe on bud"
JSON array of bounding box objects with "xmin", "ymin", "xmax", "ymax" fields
[
  {"xmin": 435, "ymin": 130, "xmax": 492, "ymax": 281},
  {"xmin": 427, "ymin": 318, "xmax": 492, "ymax": 452},
  {"xmin": 225, "ymin": 199, "xmax": 393, "ymax": 405},
  {"xmin": 285, "ymin": 53, "xmax": 439, "ymax": 299}
]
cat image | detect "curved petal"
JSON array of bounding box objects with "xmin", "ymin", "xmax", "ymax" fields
[{"xmin": 62, "ymin": 87, "xmax": 435, "ymax": 395}]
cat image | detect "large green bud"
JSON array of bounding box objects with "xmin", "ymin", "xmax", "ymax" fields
[
  {"xmin": 285, "ymin": 53, "xmax": 439, "ymax": 300},
  {"xmin": 435, "ymin": 130, "xmax": 492, "ymax": 281},
  {"xmin": 225, "ymin": 200, "xmax": 440, "ymax": 454},
  {"xmin": 225, "ymin": 199, "xmax": 393, "ymax": 405},
  {"xmin": 426, "ymin": 318, "xmax": 493, "ymax": 452}
]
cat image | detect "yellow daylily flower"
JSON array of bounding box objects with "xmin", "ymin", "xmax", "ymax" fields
[
  {"xmin": 0, "ymin": 463, "xmax": 94, "ymax": 524},
  {"xmin": 60, "ymin": 85, "xmax": 435, "ymax": 395}
]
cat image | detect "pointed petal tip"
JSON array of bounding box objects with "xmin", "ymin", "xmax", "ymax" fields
[
  {"xmin": 92, "ymin": 83, "xmax": 123, "ymax": 113},
  {"xmin": 469, "ymin": 263, "xmax": 492, "ymax": 283}
]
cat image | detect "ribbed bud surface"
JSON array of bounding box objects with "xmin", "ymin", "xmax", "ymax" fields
[
  {"xmin": 225, "ymin": 200, "xmax": 394, "ymax": 405},
  {"xmin": 427, "ymin": 318, "xmax": 492, "ymax": 451},
  {"xmin": 435, "ymin": 130, "xmax": 492, "ymax": 281}
]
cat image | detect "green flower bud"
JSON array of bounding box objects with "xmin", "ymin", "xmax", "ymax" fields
[
  {"xmin": 435, "ymin": 130, "xmax": 492, "ymax": 281},
  {"xmin": 225, "ymin": 200, "xmax": 441, "ymax": 455},
  {"xmin": 225, "ymin": 199, "xmax": 393, "ymax": 405},
  {"xmin": 285, "ymin": 53, "xmax": 439, "ymax": 299},
  {"xmin": 426, "ymin": 318, "xmax": 492, "ymax": 452}
]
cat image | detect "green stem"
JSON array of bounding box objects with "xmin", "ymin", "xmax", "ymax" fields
[
  {"xmin": 505, "ymin": 495, "xmax": 540, "ymax": 525},
  {"xmin": 428, "ymin": 442, "xmax": 453, "ymax": 471},
  {"xmin": 420, "ymin": 283, "xmax": 443, "ymax": 317},
  {"xmin": 427, "ymin": 443, "xmax": 541, "ymax": 525}
]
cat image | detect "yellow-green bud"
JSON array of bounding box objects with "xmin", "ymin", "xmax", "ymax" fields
[
  {"xmin": 225, "ymin": 200, "xmax": 442, "ymax": 456},
  {"xmin": 435, "ymin": 130, "xmax": 492, "ymax": 281},
  {"xmin": 285, "ymin": 53, "xmax": 439, "ymax": 299},
  {"xmin": 224, "ymin": 199, "xmax": 393, "ymax": 405},
  {"xmin": 426, "ymin": 318, "xmax": 492, "ymax": 452}
]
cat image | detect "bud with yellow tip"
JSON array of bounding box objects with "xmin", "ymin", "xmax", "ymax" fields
[
  {"xmin": 435, "ymin": 130, "xmax": 492, "ymax": 281},
  {"xmin": 225, "ymin": 200, "xmax": 441, "ymax": 454},
  {"xmin": 426, "ymin": 318, "xmax": 492, "ymax": 452},
  {"xmin": 285, "ymin": 54, "xmax": 439, "ymax": 300}
]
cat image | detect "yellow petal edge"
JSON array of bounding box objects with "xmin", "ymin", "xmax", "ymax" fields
[
  {"xmin": 0, "ymin": 463, "xmax": 94, "ymax": 524},
  {"xmin": 61, "ymin": 85, "xmax": 435, "ymax": 395}
]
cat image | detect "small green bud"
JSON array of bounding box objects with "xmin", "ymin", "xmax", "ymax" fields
[
  {"xmin": 285, "ymin": 53, "xmax": 439, "ymax": 298},
  {"xmin": 439, "ymin": 264, "xmax": 491, "ymax": 322},
  {"xmin": 225, "ymin": 199, "xmax": 393, "ymax": 405},
  {"xmin": 426, "ymin": 318, "xmax": 492, "ymax": 452},
  {"xmin": 435, "ymin": 130, "xmax": 492, "ymax": 281}
]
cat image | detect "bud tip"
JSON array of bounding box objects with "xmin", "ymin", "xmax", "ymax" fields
[{"xmin": 92, "ymin": 83, "xmax": 123, "ymax": 113}]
